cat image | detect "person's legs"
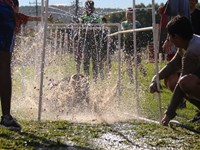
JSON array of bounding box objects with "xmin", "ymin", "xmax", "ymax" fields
[
  {"xmin": 136, "ymin": 53, "xmax": 147, "ymax": 77},
  {"xmin": 83, "ymin": 43, "xmax": 91, "ymax": 77},
  {"xmin": 0, "ymin": 52, "xmax": 21, "ymax": 130},
  {"xmin": 0, "ymin": 52, "xmax": 12, "ymax": 116},
  {"xmin": 98, "ymin": 57, "xmax": 104, "ymax": 80},
  {"xmin": 92, "ymin": 46, "xmax": 98, "ymax": 81},
  {"xmin": 179, "ymin": 74, "xmax": 200, "ymax": 122},
  {"xmin": 164, "ymin": 71, "xmax": 180, "ymax": 92},
  {"xmin": 125, "ymin": 54, "xmax": 134, "ymax": 84},
  {"xmin": 99, "ymin": 44, "xmax": 107, "ymax": 80},
  {"xmin": 179, "ymin": 74, "xmax": 200, "ymax": 100},
  {"xmin": 164, "ymin": 71, "xmax": 186, "ymax": 108},
  {"xmin": 74, "ymin": 40, "xmax": 82, "ymax": 74}
]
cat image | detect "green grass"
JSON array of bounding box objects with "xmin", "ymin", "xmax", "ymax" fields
[
  {"xmin": 1, "ymin": 56, "xmax": 200, "ymax": 149},
  {"xmin": 1, "ymin": 120, "xmax": 200, "ymax": 149}
]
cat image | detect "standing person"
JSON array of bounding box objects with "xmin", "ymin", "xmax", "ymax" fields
[
  {"xmin": 150, "ymin": 16, "xmax": 200, "ymax": 125},
  {"xmin": 190, "ymin": 0, "xmax": 200, "ymax": 35},
  {"xmin": 164, "ymin": 0, "xmax": 190, "ymax": 18},
  {"xmin": 0, "ymin": 0, "xmax": 53, "ymax": 131},
  {"xmin": 121, "ymin": 7, "xmax": 146, "ymax": 83},
  {"xmin": 0, "ymin": 0, "xmax": 21, "ymax": 130},
  {"xmin": 159, "ymin": 0, "xmax": 190, "ymax": 61},
  {"xmin": 79, "ymin": 0, "xmax": 102, "ymax": 81}
]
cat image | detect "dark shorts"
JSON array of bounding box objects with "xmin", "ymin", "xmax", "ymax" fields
[{"xmin": 0, "ymin": 2, "xmax": 15, "ymax": 52}]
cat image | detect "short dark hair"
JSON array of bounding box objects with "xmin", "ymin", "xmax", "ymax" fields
[
  {"xmin": 126, "ymin": 7, "xmax": 133, "ymax": 12},
  {"xmin": 12, "ymin": 0, "xmax": 19, "ymax": 7},
  {"xmin": 166, "ymin": 15, "xmax": 193, "ymax": 40},
  {"xmin": 85, "ymin": 0, "xmax": 94, "ymax": 9}
]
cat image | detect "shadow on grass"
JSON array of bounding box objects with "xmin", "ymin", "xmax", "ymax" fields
[{"xmin": 0, "ymin": 130, "xmax": 92, "ymax": 149}]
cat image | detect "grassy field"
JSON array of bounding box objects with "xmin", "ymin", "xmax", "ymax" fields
[
  {"xmin": 1, "ymin": 54, "xmax": 200, "ymax": 149},
  {"xmin": 0, "ymin": 119, "xmax": 200, "ymax": 149}
]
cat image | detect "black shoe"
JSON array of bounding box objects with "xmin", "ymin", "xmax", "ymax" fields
[
  {"xmin": 0, "ymin": 115, "xmax": 22, "ymax": 131},
  {"xmin": 178, "ymin": 101, "xmax": 186, "ymax": 109},
  {"xmin": 188, "ymin": 111, "xmax": 200, "ymax": 123}
]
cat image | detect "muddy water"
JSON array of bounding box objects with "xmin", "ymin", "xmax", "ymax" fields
[{"xmin": 11, "ymin": 25, "xmax": 149, "ymax": 126}]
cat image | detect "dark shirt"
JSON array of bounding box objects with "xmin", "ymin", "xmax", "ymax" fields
[
  {"xmin": 191, "ymin": 8, "xmax": 200, "ymax": 35},
  {"xmin": 0, "ymin": 0, "xmax": 14, "ymax": 8}
]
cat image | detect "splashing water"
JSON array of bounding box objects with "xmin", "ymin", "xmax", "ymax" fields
[{"xmin": 11, "ymin": 23, "xmax": 147, "ymax": 124}]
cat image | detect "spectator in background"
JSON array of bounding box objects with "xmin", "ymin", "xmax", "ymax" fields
[
  {"xmin": 158, "ymin": 3, "xmax": 177, "ymax": 61},
  {"xmin": 79, "ymin": 0, "xmax": 102, "ymax": 82},
  {"xmin": 121, "ymin": 7, "xmax": 146, "ymax": 84},
  {"xmin": 0, "ymin": 0, "xmax": 21, "ymax": 131},
  {"xmin": 158, "ymin": 0, "xmax": 190, "ymax": 61}
]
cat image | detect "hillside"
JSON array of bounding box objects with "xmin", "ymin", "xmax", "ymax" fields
[{"xmin": 19, "ymin": 5, "xmax": 122, "ymax": 23}]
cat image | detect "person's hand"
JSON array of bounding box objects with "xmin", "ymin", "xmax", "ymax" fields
[
  {"xmin": 150, "ymin": 81, "xmax": 157, "ymax": 93},
  {"xmin": 162, "ymin": 39, "xmax": 173, "ymax": 52},
  {"xmin": 161, "ymin": 115, "xmax": 171, "ymax": 126},
  {"xmin": 149, "ymin": 81, "xmax": 162, "ymax": 93}
]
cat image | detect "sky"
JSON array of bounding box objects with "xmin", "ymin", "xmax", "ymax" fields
[{"xmin": 19, "ymin": 0, "xmax": 166, "ymax": 8}]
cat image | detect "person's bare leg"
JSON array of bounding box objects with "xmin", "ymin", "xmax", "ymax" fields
[
  {"xmin": 0, "ymin": 51, "xmax": 12, "ymax": 116},
  {"xmin": 179, "ymin": 74, "xmax": 200, "ymax": 99},
  {"xmin": 164, "ymin": 71, "xmax": 186, "ymax": 109},
  {"xmin": 164, "ymin": 72, "xmax": 179, "ymax": 92},
  {"xmin": 179, "ymin": 74, "xmax": 200, "ymax": 122}
]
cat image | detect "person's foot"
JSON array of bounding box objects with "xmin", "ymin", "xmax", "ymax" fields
[
  {"xmin": 178, "ymin": 101, "xmax": 186, "ymax": 109},
  {"xmin": 0, "ymin": 115, "xmax": 22, "ymax": 131},
  {"xmin": 188, "ymin": 111, "xmax": 200, "ymax": 123}
]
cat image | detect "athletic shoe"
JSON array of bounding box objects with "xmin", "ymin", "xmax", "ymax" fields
[
  {"xmin": 0, "ymin": 115, "xmax": 22, "ymax": 131},
  {"xmin": 188, "ymin": 111, "xmax": 200, "ymax": 123}
]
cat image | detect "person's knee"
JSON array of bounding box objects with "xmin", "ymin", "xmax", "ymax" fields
[
  {"xmin": 165, "ymin": 81, "xmax": 176, "ymax": 92},
  {"xmin": 164, "ymin": 75, "xmax": 178, "ymax": 92},
  {"xmin": 179, "ymin": 74, "xmax": 198, "ymax": 93}
]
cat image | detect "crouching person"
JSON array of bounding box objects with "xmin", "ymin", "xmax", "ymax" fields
[{"xmin": 149, "ymin": 15, "xmax": 200, "ymax": 126}]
